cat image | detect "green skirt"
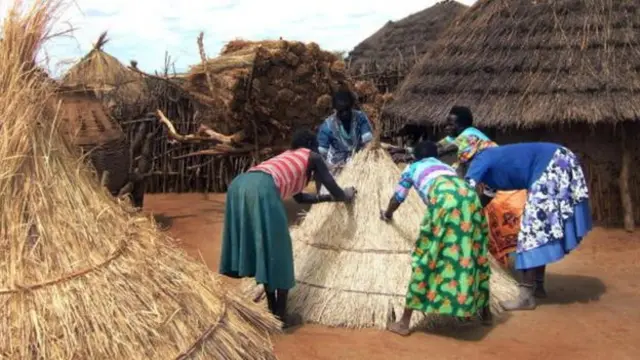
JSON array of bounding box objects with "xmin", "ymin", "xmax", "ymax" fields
[
  {"xmin": 406, "ymin": 175, "xmax": 491, "ymax": 317},
  {"xmin": 219, "ymin": 171, "xmax": 295, "ymax": 290}
]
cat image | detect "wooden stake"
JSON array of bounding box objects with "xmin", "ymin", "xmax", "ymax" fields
[{"xmin": 619, "ymin": 127, "xmax": 634, "ymax": 232}]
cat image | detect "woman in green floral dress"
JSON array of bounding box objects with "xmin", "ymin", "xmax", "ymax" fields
[{"xmin": 380, "ymin": 141, "xmax": 491, "ymax": 336}]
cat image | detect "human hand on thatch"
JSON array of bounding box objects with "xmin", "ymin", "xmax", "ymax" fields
[
  {"xmin": 343, "ymin": 186, "xmax": 357, "ymax": 202},
  {"xmin": 380, "ymin": 209, "xmax": 392, "ymax": 222}
]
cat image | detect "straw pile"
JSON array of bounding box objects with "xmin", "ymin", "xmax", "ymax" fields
[
  {"xmin": 0, "ymin": 2, "xmax": 279, "ymax": 359},
  {"xmin": 184, "ymin": 39, "xmax": 351, "ymax": 147},
  {"xmin": 279, "ymin": 147, "xmax": 519, "ymax": 329}
]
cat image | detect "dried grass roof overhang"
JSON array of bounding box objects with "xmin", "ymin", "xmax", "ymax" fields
[
  {"xmin": 61, "ymin": 31, "xmax": 146, "ymax": 101},
  {"xmin": 0, "ymin": 1, "xmax": 280, "ymax": 358},
  {"xmin": 385, "ymin": 0, "xmax": 640, "ymax": 130},
  {"xmin": 347, "ymin": 0, "xmax": 469, "ymax": 72}
]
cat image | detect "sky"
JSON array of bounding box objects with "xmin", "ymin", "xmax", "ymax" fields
[{"xmin": 5, "ymin": 0, "xmax": 476, "ymax": 76}]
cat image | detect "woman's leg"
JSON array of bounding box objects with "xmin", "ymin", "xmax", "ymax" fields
[
  {"xmin": 387, "ymin": 308, "xmax": 414, "ymax": 336},
  {"xmin": 274, "ymin": 289, "xmax": 302, "ymax": 328},
  {"xmin": 535, "ymin": 265, "xmax": 547, "ymax": 298},
  {"xmin": 501, "ymin": 268, "xmax": 537, "ymax": 311},
  {"xmin": 265, "ymin": 290, "xmax": 277, "ymax": 314}
]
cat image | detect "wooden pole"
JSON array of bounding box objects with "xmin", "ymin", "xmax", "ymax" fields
[{"xmin": 619, "ymin": 126, "xmax": 634, "ymax": 232}]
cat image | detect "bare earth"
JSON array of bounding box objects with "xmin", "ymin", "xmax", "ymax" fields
[{"xmin": 145, "ymin": 193, "xmax": 640, "ymax": 360}]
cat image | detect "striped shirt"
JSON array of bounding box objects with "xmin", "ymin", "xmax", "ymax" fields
[
  {"xmin": 394, "ymin": 158, "xmax": 457, "ymax": 205},
  {"xmin": 248, "ymin": 148, "xmax": 311, "ymax": 199}
]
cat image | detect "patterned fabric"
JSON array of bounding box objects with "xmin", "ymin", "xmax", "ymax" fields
[
  {"xmin": 485, "ymin": 190, "xmax": 527, "ymax": 266},
  {"xmin": 394, "ymin": 158, "xmax": 457, "ymax": 204},
  {"xmin": 248, "ymin": 148, "xmax": 310, "ymax": 199},
  {"xmin": 518, "ymin": 147, "xmax": 589, "ymax": 252},
  {"xmin": 317, "ymin": 110, "xmax": 373, "ymax": 166},
  {"xmin": 437, "ymin": 127, "xmax": 494, "ymax": 169},
  {"xmin": 405, "ymin": 175, "xmax": 491, "ymax": 317}
]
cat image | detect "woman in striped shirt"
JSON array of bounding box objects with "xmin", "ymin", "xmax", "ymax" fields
[
  {"xmin": 380, "ymin": 141, "xmax": 491, "ymax": 336},
  {"xmin": 219, "ymin": 129, "xmax": 356, "ymax": 328}
]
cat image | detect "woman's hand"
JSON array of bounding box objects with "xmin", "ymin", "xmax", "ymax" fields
[
  {"xmin": 342, "ymin": 186, "xmax": 357, "ymax": 202},
  {"xmin": 380, "ymin": 209, "xmax": 392, "ymax": 222}
]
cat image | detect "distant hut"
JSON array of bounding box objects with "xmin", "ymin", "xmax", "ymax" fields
[
  {"xmin": 386, "ymin": 0, "xmax": 640, "ymax": 230},
  {"xmin": 62, "ymin": 32, "xmax": 148, "ymax": 120},
  {"xmin": 346, "ymin": 0, "xmax": 468, "ymax": 92}
]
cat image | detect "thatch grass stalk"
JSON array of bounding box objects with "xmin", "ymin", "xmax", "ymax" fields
[{"xmin": 0, "ymin": 1, "xmax": 280, "ymax": 358}]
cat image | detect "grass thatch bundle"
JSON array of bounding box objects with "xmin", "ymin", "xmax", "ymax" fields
[
  {"xmin": 183, "ymin": 39, "xmax": 351, "ymax": 147},
  {"xmin": 61, "ymin": 31, "xmax": 148, "ymax": 119},
  {"xmin": 0, "ymin": 1, "xmax": 280, "ymax": 358},
  {"xmin": 245, "ymin": 146, "xmax": 519, "ymax": 329}
]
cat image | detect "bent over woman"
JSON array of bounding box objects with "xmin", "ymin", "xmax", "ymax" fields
[
  {"xmin": 219, "ymin": 130, "xmax": 356, "ymax": 327},
  {"xmin": 465, "ymin": 142, "xmax": 592, "ymax": 311},
  {"xmin": 380, "ymin": 141, "xmax": 491, "ymax": 336}
]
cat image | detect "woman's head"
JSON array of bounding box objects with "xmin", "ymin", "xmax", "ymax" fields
[
  {"xmin": 332, "ymin": 90, "xmax": 356, "ymax": 123},
  {"xmin": 445, "ymin": 105, "xmax": 473, "ymax": 137},
  {"xmin": 291, "ymin": 129, "xmax": 319, "ymax": 152},
  {"xmin": 413, "ymin": 140, "xmax": 438, "ymax": 161}
]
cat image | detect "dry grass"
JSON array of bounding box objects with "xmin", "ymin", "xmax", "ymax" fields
[
  {"xmin": 61, "ymin": 31, "xmax": 147, "ymax": 118},
  {"xmin": 385, "ymin": 0, "xmax": 640, "ymax": 130},
  {"xmin": 0, "ymin": 1, "xmax": 280, "ymax": 358},
  {"xmin": 265, "ymin": 148, "xmax": 518, "ymax": 330},
  {"xmin": 348, "ymin": 0, "xmax": 468, "ymax": 75}
]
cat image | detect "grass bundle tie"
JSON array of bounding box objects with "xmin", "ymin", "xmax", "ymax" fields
[
  {"xmin": 174, "ymin": 302, "xmax": 228, "ymax": 360},
  {"xmin": 0, "ymin": 240, "xmax": 127, "ymax": 295},
  {"xmin": 303, "ymin": 240, "xmax": 410, "ymax": 254},
  {"xmin": 296, "ymin": 280, "xmax": 402, "ymax": 297}
]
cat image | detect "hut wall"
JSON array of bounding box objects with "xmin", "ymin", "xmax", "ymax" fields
[
  {"xmin": 494, "ymin": 123, "xmax": 640, "ymax": 227},
  {"xmin": 121, "ymin": 82, "xmax": 260, "ymax": 193}
]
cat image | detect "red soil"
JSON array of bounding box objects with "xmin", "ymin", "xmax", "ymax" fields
[{"xmin": 146, "ymin": 193, "xmax": 640, "ymax": 360}]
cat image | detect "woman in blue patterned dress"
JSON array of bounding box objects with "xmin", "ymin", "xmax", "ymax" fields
[{"xmin": 464, "ymin": 142, "xmax": 593, "ymax": 311}]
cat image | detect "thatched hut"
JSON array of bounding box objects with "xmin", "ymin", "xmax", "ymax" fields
[
  {"xmin": 346, "ymin": 0, "xmax": 468, "ymax": 92},
  {"xmin": 0, "ymin": 1, "xmax": 280, "ymax": 358},
  {"xmin": 61, "ymin": 32, "xmax": 148, "ymax": 120},
  {"xmin": 385, "ymin": 0, "xmax": 640, "ymax": 230}
]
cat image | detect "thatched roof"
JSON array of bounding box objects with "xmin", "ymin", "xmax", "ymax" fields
[
  {"xmin": 347, "ymin": 0, "xmax": 468, "ymax": 73},
  {"xmin": 1, "ymin": 2, "xmax": 280, "ymax": 358},
  {"xmin": 62, "ymin": 32, "xmax": 146, "ymax": 102},
  {"xmin": 386, "ymin": 0, "xmax": 640, "ymax": 129}
]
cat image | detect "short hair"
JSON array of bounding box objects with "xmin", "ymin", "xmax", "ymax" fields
[
  {"xmin": 332, "ymin": 90, "xmax": 356, "ymax": 109},
  {"xmin": 291, "ymin": 129, "xmax": 318, "ymax": 151},
  {"xmin": 449, "ymin": 105, "xmax": 473, "ymax": 128},
  {"xmin": 413, "ymin": 140, "xmax": 438, "ymax": 160}
]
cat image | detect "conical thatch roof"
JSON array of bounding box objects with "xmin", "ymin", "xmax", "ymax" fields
[
  {"xmin": 275, "ymin": 147, "xmax": 518, "ymax": 329},
  {"xmin": 386, "ymin": 0, "xmax": 640, "ymax": 129},
  {"xmin": 347, "ymin": 0, "xmax": 468, "ymax": 73},
  {"xmin": 62, "ymin": 32, "xmax": 147, "ymax": 112},
  {"xmin": 0, "ymin": 2, "xmax": 279, "ymax": 359}
]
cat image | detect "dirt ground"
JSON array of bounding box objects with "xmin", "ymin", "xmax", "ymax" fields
[{"xmin": 145, "ymin": 193, "xmax": 640, "ymax": 360}]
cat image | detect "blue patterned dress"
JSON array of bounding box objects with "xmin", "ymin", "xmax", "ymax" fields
[{"xmin": 464, "ymin": 142, "xmax": 592, "ymax": 270}]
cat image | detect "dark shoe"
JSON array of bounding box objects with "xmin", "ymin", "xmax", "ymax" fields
[
  {"xmin": 281, "ymin": 313, "xmax": 303, "ymax": 329},
  {"xmin": 500, "ymin": 284, "xmax": 537, "ymax": 311},
  {"xmin": 534, "ymin": 281, "xmax": 548, "ymax": 298}
]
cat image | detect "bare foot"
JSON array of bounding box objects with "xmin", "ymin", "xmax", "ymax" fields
[{"xmin": 387, "ymin": 321, "xmax": 411, "ymax": 336}]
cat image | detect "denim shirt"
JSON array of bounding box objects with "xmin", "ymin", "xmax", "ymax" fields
[{"xmin": 317, "ymin": 110, "xmax": 373, "ymax": 166}]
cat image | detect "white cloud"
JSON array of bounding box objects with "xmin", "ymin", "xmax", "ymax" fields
[{"xmin": 3, "ymin": 0, "xmax": 477, "ymax": 76}]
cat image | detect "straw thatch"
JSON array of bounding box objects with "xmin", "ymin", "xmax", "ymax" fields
[
  {"xmin": 248, "ymin": 147, "xmax": 518, "ymax": 330},
  {"xmin": 0, "ymin": 1, "xmax": 280, "ymax": 358},
  {"xmin": 386, "ymin": 0, "xmax": 640, "ymax": 129},
  {"xmin": 348, "ymin": 0, "xmax": 468, "ymax": 74},
  {"xmin": 62, "ymin": 31, "xmax": 148, "ymax": 120}
]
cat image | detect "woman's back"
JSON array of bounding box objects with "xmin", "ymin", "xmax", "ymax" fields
[{"xmin": 466, "ymin": 142, "xmax": 561, "ymax": 190}]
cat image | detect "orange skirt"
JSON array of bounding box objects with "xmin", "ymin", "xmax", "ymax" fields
[{"xmin": 484, "ymin": 190, "xmax": 527, "ymax": 267}]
